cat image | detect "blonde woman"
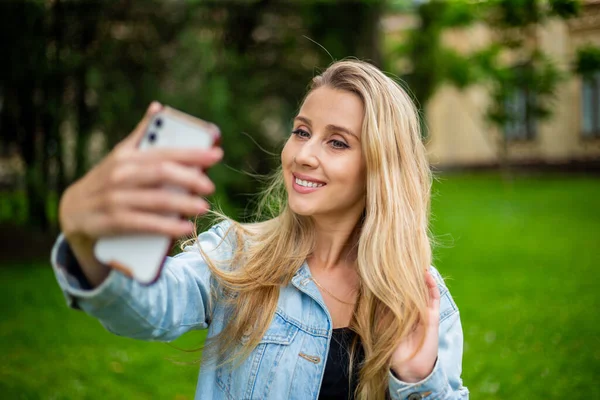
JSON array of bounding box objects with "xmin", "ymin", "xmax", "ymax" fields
[{"xmin": 52, "ymin": 60, "xmax": 468, "ymax": 399}]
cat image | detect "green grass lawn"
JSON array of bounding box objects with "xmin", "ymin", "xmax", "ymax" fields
[
  {"xmin": 0, "ymin": 266, "xmax": 206, "ymax": 400},
  {"xmin": 0, "ymin": 172, "xmax": 598, "ymax": 399},
  {"xmin": 430, "ymin": 173, "xmax": 600, "ymax": 399}
]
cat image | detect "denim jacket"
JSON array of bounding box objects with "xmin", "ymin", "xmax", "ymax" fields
[{"xmin": 51, "ymin": 221, "xmax": 468, "ymax": 399}]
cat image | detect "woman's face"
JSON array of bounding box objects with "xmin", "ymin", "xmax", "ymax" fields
[{"xmin": 281, "ymin": 86, "xmax": 366, "ymax": 219}]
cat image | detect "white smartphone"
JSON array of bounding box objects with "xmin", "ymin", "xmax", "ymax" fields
[{"xmin": 94, "ymin": 106, "xmax": 218, "ymax": 285}]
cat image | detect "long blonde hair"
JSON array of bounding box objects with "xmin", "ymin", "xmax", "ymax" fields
[{"xmin": 196, "ymin": 59, "xmax": 432, "ymax": 399}]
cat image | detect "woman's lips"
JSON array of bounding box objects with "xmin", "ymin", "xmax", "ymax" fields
[
  {"xmin": 292, "ymin": 174, "xmax": 326, "ymax": 194},
  {"xmin": 293, "ymin": 172, "xmax": 326, "ymax": 185},
  {"xmin": 293, "ymin": 180, "xmax": 325, "ymax": 194}
]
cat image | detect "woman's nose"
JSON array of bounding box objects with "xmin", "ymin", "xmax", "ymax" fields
[{"xmin": 294, "ymin": 141, "xmax": 319, "ymax": 168}]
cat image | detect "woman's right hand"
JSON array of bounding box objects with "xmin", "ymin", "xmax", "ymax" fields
[{"xmin": 58, "ymin": 102, "xmax": 223, "ymax": 286}]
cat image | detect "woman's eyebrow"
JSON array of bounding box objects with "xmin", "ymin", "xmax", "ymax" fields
[{"xmin": 294, "ymin": 115, "xmax": 359, "ymax": 141}]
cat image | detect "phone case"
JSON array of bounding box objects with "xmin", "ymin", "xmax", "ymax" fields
[{"xmin": 94, "ymin": 107, "xmax": 216, "ymax": 285}]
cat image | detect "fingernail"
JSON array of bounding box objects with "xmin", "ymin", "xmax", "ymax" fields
[
  {"xmin": 196, "ymin": 199, "xmax": 208, "ymax": 212},
  {"xmin": 149, "ymin": 101, "xmax": 162, "ymax": 113},
  {"xmin": 212, "ymin": 147, "xmax": 224, "ymax": 159},
  {"xmin": 210, "ymin": 123, "xmax": 221, "ymax": 139}
]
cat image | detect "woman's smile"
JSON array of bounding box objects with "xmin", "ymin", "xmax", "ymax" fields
[{"xmin": 292, "ymin": 173, "xmax": 326, "ymax": 193}]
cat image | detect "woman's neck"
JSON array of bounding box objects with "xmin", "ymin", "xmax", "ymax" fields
[{"xmin": 310, "ymin": 212, "xmax": 363, "ymax": 271}]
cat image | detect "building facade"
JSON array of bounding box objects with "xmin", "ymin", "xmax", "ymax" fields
[{"xmin": 384, "ymin": 1, "xmax": 600, "ymax": 168}]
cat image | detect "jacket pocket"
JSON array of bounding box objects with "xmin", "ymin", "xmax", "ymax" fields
[{"xmin": 216, "ymin": 310, "xmax": 300, "ymax": 400}]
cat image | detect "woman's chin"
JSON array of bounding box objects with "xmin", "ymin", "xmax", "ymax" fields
[
  {"xmin": 288, "ymin": 200, "xmax": 318, "ymax": 217},
  {"xmin": 289, "ymin": 206, "xmax": 316, "ymax": 217}
]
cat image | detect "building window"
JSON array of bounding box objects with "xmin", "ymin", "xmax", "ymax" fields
[
  {"xmin": 504, "ymin": 87, "xmax": 536, "ymax": 141},
  {"xmin": 581, "ymin": 73, "xmax": 600, "ymax": 138}
]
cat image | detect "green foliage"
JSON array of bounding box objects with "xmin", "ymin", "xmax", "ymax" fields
[
  {"xmin": 548, "ymin": 0, "xmax": 581, "ymax": 18},
  {"xmin": 0, "ymin": 0, "xmax": 385, "ymax": 229},
  {"xmin": 479, "ymin": 0, "xmax": 577, "ymax": 143},
  {"xmin": 574, "ymin": 44, "xmax": 600, "ymax": 78},
  {"xmin": 469, "ymin": 44, "xmax": 504, "ymax": 81},
  {"xmin": 397, "ymin": 0, "xmax": 580, "ymax": 151},
  {"xmin": 399, "ymin": 0, "xmax": 480, "ymax": 117},
  {"xmin": 489, "ymin": 0, "xmax": 545, "ymax": 27},
  {"xmin": 486, "ymin": 0, "xmax": 578, "ymax": 27},
  {"xmin": 438, "ymin": 0, "xmax": 479, "ymax": 27},
  {"xmin": 486, "ymin": 52, "xmax": 563, "ymax": 127},
  {"xmin": 387, "ymin": 0, "xmax": 414, "ymax": 13},
  {"xmin": 442, "ymin": 49, "xmax": 477, "ymax": 89}
]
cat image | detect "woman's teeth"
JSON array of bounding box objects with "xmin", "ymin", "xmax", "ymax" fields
[{"xmin": 295, "ymin": 178, "xmax": 324, "ymax": 188}]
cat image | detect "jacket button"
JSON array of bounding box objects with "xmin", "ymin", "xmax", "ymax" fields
[{"xmin": 407, "ymin": 394, "xmax": 423, "ymax": 400}]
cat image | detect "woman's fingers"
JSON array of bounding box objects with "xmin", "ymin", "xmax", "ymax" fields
[
  {"xmin": 425, "ymin": 270, "xmax": 441, "ymax": 310},
  {"xmin": 132, "ymin": 146, "xmax": 224, "ymax": 168},
  {"xmin": 107, "ymin": 159, "xmax": 217, "ymax": 195},
  {"xmin": 113, "ymin": 142, "xmax": 223, "ymax": 169},
  {"xmin": 102, "ymin": 189, "xmax": 210, "ymax": 217},
  {"xmin": 91, "ymin": 210, "xmax": 195, "ymax": 238}
]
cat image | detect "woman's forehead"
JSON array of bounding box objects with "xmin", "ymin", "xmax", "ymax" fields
[{"xmin": 299, "ymin": 87, "xmax": 364, "ymax": 137}]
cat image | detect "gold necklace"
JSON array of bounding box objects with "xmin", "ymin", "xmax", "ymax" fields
[{"xmin": 310, "ymin": 276, "xmax": 357, "ymax": 306}]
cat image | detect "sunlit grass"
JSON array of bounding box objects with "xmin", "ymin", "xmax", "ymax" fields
[
  {"xmin": 0, "ymin": 262, "xmax": 205, "ymax": 399},
  {"xmin": 0, "ymin": 172, "xmax": 598, "ymax": 399},
  {"xmin": 430, "ymin": 173, "xmax": 600, "ymax": 399}
]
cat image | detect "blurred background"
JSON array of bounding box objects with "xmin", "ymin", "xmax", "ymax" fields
[{"xmin": 0, "ymin": 0, "xmax": 598, "ymax": 399}]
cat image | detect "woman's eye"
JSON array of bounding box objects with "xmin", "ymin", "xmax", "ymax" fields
[
  {"xmin": 330, "ymin": 139, "xmax": 349, "ymax": 149},
  {"xmin": 292, "ymin": 128, "xmax": 310, "ymax": 138}
]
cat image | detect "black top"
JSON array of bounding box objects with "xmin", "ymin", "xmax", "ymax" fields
[{"xmin": 318, "ymin": 327, "xmax": 364, "ymax": 400}]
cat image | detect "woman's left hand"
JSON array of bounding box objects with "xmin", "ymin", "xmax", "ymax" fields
[{"xmin": 390, "ymin": 270, "xmax": 440, "ymax": 383}]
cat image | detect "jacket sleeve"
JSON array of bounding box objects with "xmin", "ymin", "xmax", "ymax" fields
[
  {"xmin": 388, "ymin": 267, "xmax": 469, "ymax": 400},
  {"xmin": 50, "ymin": 221, "xmax": 235, "ymax": 342}
]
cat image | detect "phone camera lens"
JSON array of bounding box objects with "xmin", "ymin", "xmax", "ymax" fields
[
  {"xmin": 148, "ymin": 133, "xmax": 157, "ymax": 143},
  {"xmin": 155, "ymin": 118, "xmax": 163, "ymax": 128}
]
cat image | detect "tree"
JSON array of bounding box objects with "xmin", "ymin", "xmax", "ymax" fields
[
  {"xmin": 393, "ymin": 0, "xmax": 581, "ymax": 165},
  {"xmin": 0, "ymin": 0, "xmax": 385, "ymax": 232},
  {"xmin": 388, "ymin": 0, "xmax": 477, "ymax": 136},
  {"xmin": 574, "ymin": 44, "xmax": 600, "ymax": 78},
  {"xmin": 0, "ymin": 0, "xmax": 55, "ymax": 231},
  {"xmin": 482, "ymin": 0, "xmax": 579, "ymax": 167}
]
